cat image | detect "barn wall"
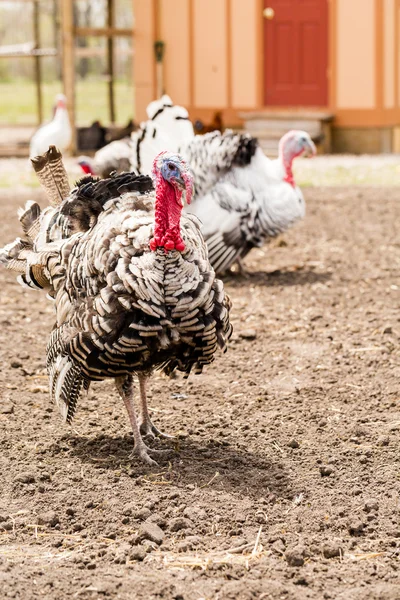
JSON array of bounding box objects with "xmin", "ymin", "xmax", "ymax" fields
[
  {"xmin": 134, "ymin": 0, "xmax": 259, "ymax": 119},
  {"xmin": 230, "ymin": 0, "xmax": 259, "ymax": 108},
  {"xmin": 384, "ymin": 0, "xmax": 395, "ymax": 108},
  {"xmin": 159, "ymin": 0, "xmax": 191, "ymax": 107},
  {"xmin": 336, "ymin": 0, "xmax": 375, "ymax": 109},
  {"xmin": 192, "ymin": 0, "xmax": 228, "ymax": 107},
  {"xmin": 397, "ymin": 0, "xmax": 400, "ymax": 108}
]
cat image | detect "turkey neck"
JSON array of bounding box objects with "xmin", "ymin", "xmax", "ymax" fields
[
  {"xmin": 150, "ymin": 173, "xmax": 185, "ymax": 252},
  {"xmin": 54, "ymin": 106, "xmax": 70, "ymax": 126},
  {"xmin": 279, "ymin": 144, "xmax": 296, "ymax": 188}
]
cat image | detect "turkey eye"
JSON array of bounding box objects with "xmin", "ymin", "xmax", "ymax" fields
[{"xmin": 168, "ymin": 163, "xmax": 175, "ymax": 171}]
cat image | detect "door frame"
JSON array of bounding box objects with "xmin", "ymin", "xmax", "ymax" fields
[{"xmin": 257, "ymin": 0, "xmax": 336, "ymax": 109}]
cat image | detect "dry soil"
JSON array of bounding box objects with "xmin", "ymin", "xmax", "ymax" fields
[{"xmin": 0, "ymin": 181, "xmax": 399, "ymax": 599}]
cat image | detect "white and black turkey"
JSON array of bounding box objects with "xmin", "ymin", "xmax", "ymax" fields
[
  {"xmin": 186, "ymin": 129, "xmax": 316, "ymax": 273},
  {"xmin": 128, "ymin": 98, "xmax": 316, "ymax": 273},
  {"xmin": 78, "ymin": 95, "xmax": 193, "ymax": 178},
  {"xmin": 30, "ymin": 94, "xmax": 72, "ymax": 158},
  {"xmin": 1, "ymin": 147, "xmax": 232, "ymax": 466}
]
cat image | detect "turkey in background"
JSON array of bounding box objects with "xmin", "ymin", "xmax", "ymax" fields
[
  {"xmin": 0, "ymin": 146, "xmax": 232, "ymax": 466},
  {"xmin": 128, "ymin": 97, "xmax": 316, "ymax": 275},
  {"xmin": 77, "ymin": 95, "xmax": 193, "ymax": 178},
  {"xmin": 77, "ymin": 119, "xmax": 137, "ymax": 178},
  {"xmin": 29, "ymin": 94, "xmax": 72, "ymax": 159}
]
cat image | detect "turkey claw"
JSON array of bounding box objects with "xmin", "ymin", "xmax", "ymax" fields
[
  {"xmin": 130, "ymin": 444, "xmax": 159, "ymax": 467},
  {"xmin": 140, "ymin": 420, "xmax": 176, "ymax": 441}
]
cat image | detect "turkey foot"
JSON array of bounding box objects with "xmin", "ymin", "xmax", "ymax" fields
[
  {"xmin": 130, "ymin": 443, "xmax": 158, "ymax": 467},
  {"xmin": 234, "ymin": 257, "xmax": 249, "ymax": 278},
  {"xmin": 138, "ymin": 373, "xmax": 176, "ymax": 441},
  {"xmin": 139, "ymin": 418, "xmax": 176, "ymax": 441},
  {"xmin": 116, "ymin": 375, "xmax": 162, "ymax": 466}
]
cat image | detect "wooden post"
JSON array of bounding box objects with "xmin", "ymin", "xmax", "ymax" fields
[
  {"xmin": 134, "ymin": 0, "xmax": 156, "ymax": 121},
  {"xmin": 154, "ymin": 40, "xmax": 165, "ymax": 98},
  {"xmin": 60, "ymin": 0, "xmax": 76, "ymax": 153},
  {"xmin": 107, "ymin": 0, "xmax": 116, "ymax": 124},
  {"xmin": 33, "ymin": 0, "xmax": 43, "ymax": 125}
]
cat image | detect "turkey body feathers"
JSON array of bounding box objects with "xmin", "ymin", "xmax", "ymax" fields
[
  {"xmin": 130, "ymin": 123, "xmax": 258, "ymax": 198},
  {"xmin": 179, "ymin": 130, "xmax": 258, "ymax": 197}
]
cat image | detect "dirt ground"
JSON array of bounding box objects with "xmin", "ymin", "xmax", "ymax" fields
[{"xmin": 0, "ymin": 174, "xmax": 399, "ymax": 599}]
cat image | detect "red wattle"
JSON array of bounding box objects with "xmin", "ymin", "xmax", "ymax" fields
[
  {"xmin": 150, "ymin": 173, "xmax": 185, "ymax": 253},
  {"xmin": 284, "ymin": 174, "xmax": 295, "ymax": 187}
]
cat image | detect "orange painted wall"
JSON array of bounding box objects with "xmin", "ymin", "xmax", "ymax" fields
[
  {"xmin": 192, "ymin": 0, "xmax": 228, "ymax": 107},
  {"xmin": 336, "ymin": 0, "xmax": 375, "ymax": 109},
  {"xmin": 384, "ymin": 0, "xmax": 395, "ymax": 108},
  {"xmin": 159, "ymin": 0, "xmax": 191, "ymax": 107},
  {"xmin": 230, "ymin": 0, "xmax": 259, "ymax": 108}
]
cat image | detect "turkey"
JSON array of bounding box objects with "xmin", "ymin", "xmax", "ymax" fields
[
  {"xmin": 78, "ymin": 137, "xmax": 133, "ymax": 178},
  {"xmin": 29, "ymin": 94, "xmax": 72, "ymax": 158},
  {"xmin": 186, "ymin": 129, "xmax": 316, "ymax": 273},
  {"xmin": 130, "ymin": 95, "xmax": 194, "ymax": 176},
  {"xmin": 78, "ymin": 95, "xmax": 193, "ymax": 178},
  {"xmin": 0, "ymin": 147, "xmax": 232, "ymax": 466},
  {"xmin": 128, "ymin": 99, "xmax": 316, "ymax": 273}
]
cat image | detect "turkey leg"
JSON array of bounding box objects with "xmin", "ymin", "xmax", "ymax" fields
[
  {"xmin": 115, "ymin": 375, "xmax": 160, "ymax": 466},
  {"xmin": 138, "ymin": 373, "xmax": 175, "ymax": 440},
  {"xmin": 235, "ymin": 257, "xmax": 249, "ymax": 278}
]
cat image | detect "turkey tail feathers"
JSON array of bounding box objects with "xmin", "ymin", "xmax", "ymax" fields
[
  {"xmin": 0, "ymin": 238, "xmax": 45, "ymax": 288},
  {"xmin": 47, "ymin": 329, "xmax": 89, "ymax": 423},
  {"xmin": 0, "ymin": 237, "xmax": 31, "ymax": 272},
  {"xmin": 18, "ymin": 200, "xmax": 42, "ymax": 241},
  {"xmin": 31, "ymin": 145, "xmax": 70, "ymax": 207}
]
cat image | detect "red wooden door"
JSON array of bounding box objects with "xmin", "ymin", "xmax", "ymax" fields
[{"xmin": 264, "ymin": 0, "xmax": 328, "ymax": 106}]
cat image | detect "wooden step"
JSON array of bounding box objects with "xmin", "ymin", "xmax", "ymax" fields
[
  {"xmin": 244, "ymin": 119, "xmax": 323, "ymax": 138},
  {"xmin": 239, "ymin": 109, "xmax": 334, "ymax": 153},
  {"xmin": 239, "ymin": 109, "xmax": 334, "ymax": 122}
]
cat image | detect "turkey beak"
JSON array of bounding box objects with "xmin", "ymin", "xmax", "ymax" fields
[
  {"xmin": 304, "ymin": 139, "xmax": 317, "ymax": 158},
  {"xmin": 174, "ymin": 176, "xmax": 186, "ymax": 189}
]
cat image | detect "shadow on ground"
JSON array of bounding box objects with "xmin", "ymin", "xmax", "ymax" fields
[
  {"xmin": 53, "ymin": 432, "xmax": 293, "ymax": 501},
  {"xmin": 224, "ymin": 267, "xmax": 332, "ymax": 288}
]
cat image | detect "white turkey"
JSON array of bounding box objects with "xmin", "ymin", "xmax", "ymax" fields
[
  {"xmin": 127, "ymin": 98, "xmax": 316, "ymax": 273},
  {"xmin": 0, "ymin": 147, "xmax": 232, "ymax": 466},
  {"xmin": 78, "ymin": 95, "xmax": 193, "ymax": 178},
  {"xmin": 29, "ymin": 94, "xmax": 72, "ymax": 158}
]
